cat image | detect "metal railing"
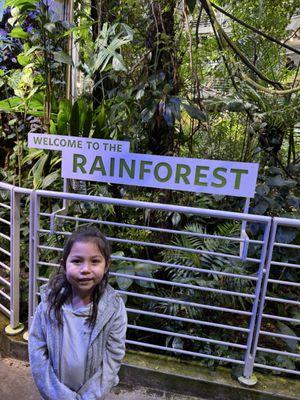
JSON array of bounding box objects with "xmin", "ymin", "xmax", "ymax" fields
[
  {"xmin": 253, "ymin": 217, "xmax": 300, "ymax": 376},
  {"xmin": 0, "ymin": 183, "xmax": 299, "ymax": 380},
  {"xmin": 0, "ymin": 183, "xmax": 31, "ymax": 333},
  {"xmin": 0, "ymin": 184, "xmax": 12, "ymax": 320},
  {"xmin": 28, "ymin": 188, "xmax": 273, "ymax": 381}
]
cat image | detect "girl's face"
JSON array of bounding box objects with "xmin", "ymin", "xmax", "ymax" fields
[{"xmin": 65, "ymin": 240, "xmax": 107, "ymax": 302}]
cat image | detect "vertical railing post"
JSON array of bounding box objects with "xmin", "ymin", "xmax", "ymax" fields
[
  {"xmin": 244, "ymin": 219, "xmax": 277, "ymax": 376},
  {"xmin": 28, "ymin": 190, "xmax": 40, "ymax": 330},
  {"xmin": 239, "ymin": 218, "xmax": 272, "ymax": 385},
  {"xmin": 5, "ymin": 187, "xmax": 24, "ymax": 335}
]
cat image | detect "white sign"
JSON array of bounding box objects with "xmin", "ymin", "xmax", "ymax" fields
[
  {"xmin": 29, "ymin": 133, "xmax": 259, "ymax": 197},
  {"xmin": 28, "ymin": 133, "xmax": 130, "ymax": 153}
]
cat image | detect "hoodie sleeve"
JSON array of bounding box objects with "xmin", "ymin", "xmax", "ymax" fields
[
  {"xmin": 28, "ymin": 302, "xmax": 79, "ymax": 400},
  {"xmin": 77, "ymin": 297, "xmax": 127, "ymax": 400}
]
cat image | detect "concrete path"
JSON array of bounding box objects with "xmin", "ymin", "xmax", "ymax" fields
[{"xmin": 0, "ymin": 355, "xmax": 203, "ymax": 400}]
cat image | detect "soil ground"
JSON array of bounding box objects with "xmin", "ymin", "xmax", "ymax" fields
[{"xmin": 0, "ymin": 355, "xmax": 204, "ymax": 400}]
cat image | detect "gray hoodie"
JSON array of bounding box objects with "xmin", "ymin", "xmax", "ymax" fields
[{"xmin": 29, "ymin": 284, "xmax": 127, "ymax": 400}]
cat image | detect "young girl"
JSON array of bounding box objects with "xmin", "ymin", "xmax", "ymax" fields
[{"xmin": 29, "ymin": 227, "xmax": 127, "ymax": 400}]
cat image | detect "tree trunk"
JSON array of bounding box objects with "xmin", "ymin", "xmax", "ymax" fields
[
  {"xmin": 146, "ymin": 0, "xmax": 178, "ymax": 155},
  {"xmin": 91, "ymin": 0, "xmax": 119, "ymax": 107}
]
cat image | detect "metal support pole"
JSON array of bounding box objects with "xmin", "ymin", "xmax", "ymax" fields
[
  {"xmin": 28, "ymin": 191, "xmax": 40, "ymax": 330},
  {"xmin": 239, "ymin": 218, "xmax": 272, "ymax": 386},
  {"xmin": 240, "ymin": 197, "xmax": 250, "ymax": 261},
  {"xmin": 241, "ymin": 219, "xmax": 277, "ymax": 381}
]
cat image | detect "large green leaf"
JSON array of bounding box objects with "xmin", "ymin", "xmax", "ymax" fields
[
  {"xmin": 112, "ymin": 52, "xmax": 127, "ymax": 72},
  {"xmin": 9, "ymin": 27, "xmax": 29, "ymax": 39},
  {"xmin": 77, "ymin": 98, "xmax": 88, "ymax": 134},
  {"xmin": 182, "ymin": 103, "xmax": 207, "ymax": 121},
  {"xmin": 276, "ymin": 227, "xmax": 297, "ymax": 244},
  {"xmin": 277, "ymin": 322, "xmax": 298, "ymax": 352},
  {"xmin": 266, "ymin": 175, "xmax": 297, "ymax": 188},
  {"xmin": 116, "ymin": 265, "xmax": 135, "ymax": 290},
  {"xmin": 82, "ymin": 106, "xmax": 93, "ymax": 137},
  {"xmin": 53, "ymin": 51, "xmax": 73, "ymax": 66},
  {"xmin": 227, "ymin": 100, "xmax": 245, "ymax": 112},
  {"xmin": 134, "ymin": 262, "xmax": 156, "ymax": 289},
  {"xmin": 42, "ymin": 171, "xmax": 61, "ymax": 189},
  {"xmin": 32, "ymin": 153, "xmax": 48, "ymax": 188},
  {"xmin": 57, "ymin": 99, "xmax": 72, "ymax": 135},
  {"xmin": 5, "ymin": 0, "xmax": 36, "ymax": 6},
  {"xmin": 0, "ymin": 96, "xmax": 44, "ymax": 116},
  {"xmin": 94, "ymin": 103, "xmax": 106, "ymax": 135},
  {"xmin": 0, "ymin": 97, "xmax": 24, "ymax": 111},
  {"xmin": 17, "ymin": 52, "xmax": 31, "ymax": 66}
]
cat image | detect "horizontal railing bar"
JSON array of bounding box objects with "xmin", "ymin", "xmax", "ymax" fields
[
  {"xmin": 112, "ymin": 255, "xmax": 259, "ymax": 281},
  {"xmin": 265, "ymin": 296, "xmax": 300, "ymax": 306},
  {"xmin": 35, "ymin": 189, "xmax": 272, "ymax": 223},
  {"xmin": 0, "ymin": 202, "xmax": 11, "ymax": 210},
  {"xmin": 260, "ymin": 330, "xmax": 300, "ymax": 341},
  {"xmin": 127, "ymin": 308, "xmax": 249, "ymax": 332},
  {"xmin": 273, "ymin": 217, "xmax": 300, "ymax": 227},
  {"xmin": 38, "ymin": 261, "xmax": 59, "ymax": 268},
  {"xmin": 38, "ymin": 219, "xmax": 263, "ymax": 245},
  {"xmin": 0, "ymin": 232, "xmax": 10, "ymax": 241},
  {"xmin": 274, "ymin": 242, "xmax": 300, "ymax": 250},
  {"xmin": 270, "ymin": 261, "xmax": 300, "ymax": 269},
  {"xmin": 38, "ymin": 245, "xmax": 62, "ymax": 252},
  {"xmin": 0, "ymin": 277, "xmax": 10, "ymax": 287},
  {"xmin": 254, "ymin": 362, "xmax": 300, "ymax": 375},
  {"xmin": 267, "ymin": 279, "xmax": 300, "ymax": 287},
  {"xmin": 262, "ymin": 313, "xmax": 300, "ymax": 324},
  {"xmin": 0, "ymin": 303, "xmax": 10, "ymax": 317},
  {"xmin": 0, "ymin": 183, "xmax": 32, "ymax": 195},
  {"xmin": 125, "ymin": 340, "xmax": 245, "ymax": 365},
  {"xmin": 118, "ymin": 290, "xmax": 252, "ymax": 316},
  {"xmin": 0, "ymin": 217, "xmax": 10, "ymax": 226},
  {"xmin": 0, "ymin": 247, "xmax": 10, "ymax": 257},
  {"xmin": 0, "ymin": 261, "xmax": 10, "ymax": 271},
  {"xmin": 256, "ymin": 347, "xmax": 300, "ymax": 358},
  {"xmin": 108, "ymin": 237, "xmax": 261, "ymax": 264},
  {"xmin": 112, "ymin": 272, "xmax": 255, "ymax": 299},
  {"xmin": 0, "ymin": 289, "xmax": 10, "ymax": 301},
  {"xmin": 0, "ymin": 182, "xmax": 13, "ymax": 190},
  {"xmin": 37, "ymin": 277, "xmax": 49, "ymax": 282},
  {"xmin": 127, "ymin": 324, "xmax": 247, "ymax": 349}
]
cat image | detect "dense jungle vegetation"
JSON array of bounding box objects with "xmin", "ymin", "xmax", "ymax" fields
[{"xmin": 0, "ymin": 0, "xmax": 299, "ymax": 375}]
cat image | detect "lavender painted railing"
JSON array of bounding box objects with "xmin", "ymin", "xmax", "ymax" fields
[{"xmin": 0, "ymin": 182, "xmax": 299, "ymax": 380}]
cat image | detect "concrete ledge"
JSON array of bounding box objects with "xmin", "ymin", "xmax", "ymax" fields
[
  {"xmin": 0, "ymin": 313, "xmax": 28, "ymax": 361},
  {"xmin": 122, "ymin": 351, "xmax": 300, "ymax": 400},
  {"xmin": 1, "ymin": 313, "xmax": 299, "ymax": 400}
]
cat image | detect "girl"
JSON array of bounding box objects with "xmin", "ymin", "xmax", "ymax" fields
[{"xmin": 29, "ymin": 227, "xmax": 127, "ymax": 400}]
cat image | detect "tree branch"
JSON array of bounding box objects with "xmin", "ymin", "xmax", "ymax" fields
[
  {"xmin": 200, "ymin": 0, "xmax": 283, "ymax": 89},
  {"xmin": 210, "ymin": 2, "xmax": 300, "ymax": 56},
  {"xmin": 239, "ymin": 71, "xmax": 300, "ymax": 95}
]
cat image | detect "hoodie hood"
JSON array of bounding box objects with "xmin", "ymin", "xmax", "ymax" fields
[{"xmin": 39, "ymin": 282, "xmax": 120, "ymax": 337}]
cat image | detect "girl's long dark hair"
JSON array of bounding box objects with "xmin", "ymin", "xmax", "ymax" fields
[{"xmin": 47, "ymin": 227, "xmax": 110, "ymax": 327}]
